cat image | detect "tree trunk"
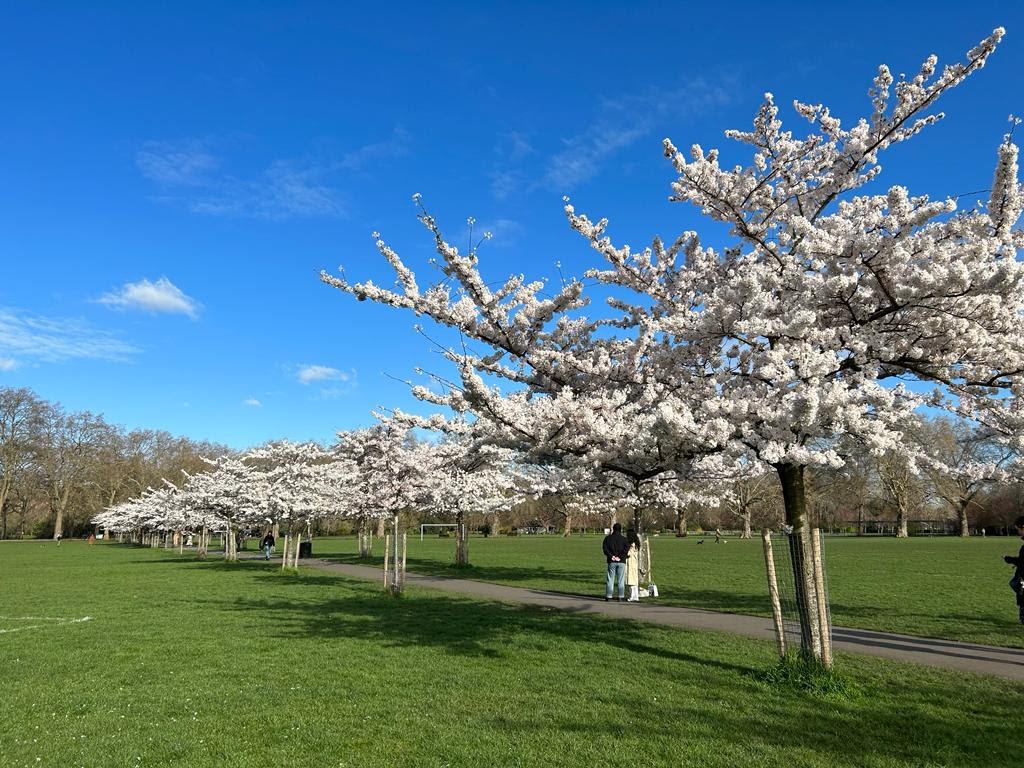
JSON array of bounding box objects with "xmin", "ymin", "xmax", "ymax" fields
[
  {"xmin": 958, "ymin": 503, "xmax": 970, "ymax": 537},
  {"xmin": 358, "ymin": 518, "xmax": 372, "ymax": 558},
  {"xmin": 376, "ymin": 517, "xmax": 386, "ymax": 538},
  {"xmin": 675, "ymin": 509, "xmax": 687, "ymax": 537},
  {"xmin": 455, "ymin": 513, "xmax": 469, "ymax": 566},
  {"xmin": 562, "ymin": 512, "xmax": 572, "ymax": 537},
  {"xmin": 775, "ymin": 462, "xmax": 828, "ymax": 666},
  {"xmin": 388, "ymin": 514, "xmax": 404, "ymax": 594},
  {"xmin": 0, "ymin": 477, "xmax": 10, "ymax": 539},
  {"xmin": 741, "ymin": 513, "xmax": 752, "ymax": 540},
  {"xmin": 895, "ymin": 506, "xmax": 909, "ymax": 539}
]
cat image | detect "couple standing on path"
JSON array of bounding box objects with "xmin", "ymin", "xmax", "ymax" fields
[{"xmin": 603, "ymin": 523, "xmax": 643, "ymax": 602}]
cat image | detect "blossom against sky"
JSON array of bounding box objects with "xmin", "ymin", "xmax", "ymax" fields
[{"xmin": 2, "ymin": 1, "xmax": 1021, "ymax": 448}]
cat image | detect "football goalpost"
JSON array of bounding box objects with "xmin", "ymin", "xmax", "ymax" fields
[{"xmin": 420, "ymin": 523, "xmax": 461, "ymax": 541}]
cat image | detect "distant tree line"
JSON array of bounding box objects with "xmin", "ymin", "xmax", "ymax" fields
[
  {"xmin": 500, "ymin": 415, "xmax": 1024, "ymax": 538},
  {"xmin": 0, "ymin": 387, "xmax": 228, "ymax": 539}
]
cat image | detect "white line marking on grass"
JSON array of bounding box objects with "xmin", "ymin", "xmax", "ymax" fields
[{"xmin": 0, "ymin": 616, "xmax": 93, "ymax": 634}]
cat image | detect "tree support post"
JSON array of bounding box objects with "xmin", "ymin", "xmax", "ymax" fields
[{"xmin": 761, "ymin": 528, "xmax": 787, "ymax": 659}]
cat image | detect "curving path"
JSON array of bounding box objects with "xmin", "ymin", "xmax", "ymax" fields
[{"xmin": 261, "ymin": 555, "xmax": 1024, "ymax": 682}]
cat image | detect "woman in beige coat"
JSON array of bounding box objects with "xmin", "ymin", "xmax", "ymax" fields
[{"xmin": 625, "ymin": 528, "xmax": 642, "ymax": 602}]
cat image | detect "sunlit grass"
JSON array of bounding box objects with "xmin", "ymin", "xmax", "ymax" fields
[{"xmin": 0, "ymin": 541, "xmax": 1021, "ymax": 767}]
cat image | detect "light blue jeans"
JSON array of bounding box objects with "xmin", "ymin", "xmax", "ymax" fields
[
  {"xmin": 263, "ymin": 544, "xmax": 273, "ymax": 560},
  {"xmin": 606, "ymin": 562, "xmax": 626, "ymax": 598}
]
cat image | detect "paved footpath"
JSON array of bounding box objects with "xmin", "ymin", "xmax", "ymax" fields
[{"xmin": 274, "ymin": 556, "xmax": 1024, "ymax": 682}]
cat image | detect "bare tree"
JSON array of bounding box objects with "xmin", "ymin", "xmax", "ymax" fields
[
  {"xmin": 0, "ymin": 388, "xmax": 46, "ymax": 539},
  {"xmin": 922, "ymin": 418, "xmax": 1013, "ymax": 537}
]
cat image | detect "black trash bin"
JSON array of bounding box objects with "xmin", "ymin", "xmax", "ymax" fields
[{"xmin": 298, "ymin": 541, "xmax": 312, "ymax": 559}]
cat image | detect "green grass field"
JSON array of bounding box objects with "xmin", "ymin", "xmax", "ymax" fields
[
  {"xmin": 313, "ymin": 533, "xmax": 1024, "ymax": 648},
  {"xmin": 2, "ymin": 541, "xmax": 1022, "ymax": 767}
]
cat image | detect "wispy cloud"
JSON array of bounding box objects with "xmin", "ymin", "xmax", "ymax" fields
[
  {"xmin": 242, "ymin": 397, "xmax": 262, "ymax": 407},
  {"xmin": 490, "ymin": 132, "xmax": 535, "ymax": 200},
  {"xmin": 0, "ymin": 357, "xmax": 17, "ymax": 371},
  {"xmin": 492, "ymin": 78, "xmax": 734, "ymax": 197},
  {"xmin": 542, "ymin": 124, "xmax": 647, "ymax": 189},
  {"xmin": 336, "ymin": 127, "xmax": 411, "ymax": 171},
  {"xmin": 138, "ymin": 140, "xmax": 346, "ymax": 220},
  {"xmin": 0, "ymin": 307, "xmax": 139, "ymax": 364},
  {"xmin": 97, "ymin": 277, "xmax": 201, "ymax": 319},
  {"xmin": 477, "ymin": 218, "xmax": 522, "ymax": 247},
  {"xmin": 136, "ymin": 140, "xmax": 218, "ymax": 186},
  {"xmin": 136, "ymin": 129, "xmax": 411, "ymax": 220},
  {"xmin": 297, "ymin": 364, "xmax": 350, "ymax": 385}
]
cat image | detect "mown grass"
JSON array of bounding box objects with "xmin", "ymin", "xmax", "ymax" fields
[
  {"xmin": 0, "ymin": 541, "xmax": 1021, "ymax": 767},
  {"xmin": 313, "ymin": 533, "xmax": 1024, "ymax": 648}
]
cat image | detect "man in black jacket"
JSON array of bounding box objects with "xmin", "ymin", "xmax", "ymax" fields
[
  {"xmin": 260, "ymin": 531, "xmax": 276, "ymax": 560},
  {"xmin": 1003, "ymin": 516, "xmax": 1024, "ymax": 624},
  {"xmin": 602, "ymin": 523, "xmax": 630, "ymax": 602}
]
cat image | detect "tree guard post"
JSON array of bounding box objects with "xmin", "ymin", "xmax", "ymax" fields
[
  {"xmin": 400, "ymin": 532, "xmax": 408, "ymax": 592},
  {"xmin": 810, "ymin": 528, "xmax": 833, "ymax": 669},
  {"xmin": 761, "ymin": 528, "xmax": 787, "ymax": 659},
  {"xmin": 383, "ymin": 533, "xmax": 390, "ymax": 588}
]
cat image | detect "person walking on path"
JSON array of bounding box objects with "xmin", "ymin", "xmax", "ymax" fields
[
  {"xmin": 602, "ymin": 523, "xmax": 629, "ymax": 601},
  {"xmin": 625, "ymin": 527, "xmax": 642, "ymax": 602},
  {"xmin": 1002, "ymin": 515, "xmax": 1024, "ymax": 625},
  {"xmin": 260, "ymin": 531, "xmax": 276, "ymax": 560}
]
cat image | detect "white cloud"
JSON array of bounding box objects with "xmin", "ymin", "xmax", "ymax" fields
[
  {"xmin": 297, "ymin": 365, "xmax": 349, "ymax": 385},
  {"xmin": 98, "ymin": 277, "xmax": 200, "ymax": 319},
  {"xmin": 242, "ymin": 397, "xmax": 262, "ymax": 407},
  {"xmin": 0, "ymin": 357, "xmax": 17, "ymax": 371},
  {"xmin": 0, "ymin": 307, "xmax": 139, "ymax": 364}
]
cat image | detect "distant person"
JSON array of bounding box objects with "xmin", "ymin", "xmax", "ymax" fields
[
  {"xmin": 625, "ymin": 527, "xmax": 642, "ymax": 602},
  {"xmin": 1002, "ymin": 515, "xmax": 1024, "ymax": 625},
  {"xmin": 714, "ymin": 527, "xmax": 722, "ymax": 543},
  {"xmin": 87, "ymin": 534, "xmax": 96, "ymax": 546},
  {"xmin": 55, "ymin": 532, "xmax": 62, "ymax": 546},
  {"xmin": 260, "ymin": 531, "xmax": 276, "ymax": 560},
  {"xmin": 602, "ymin": 523, "xmax": 629, "ymax": 601}
]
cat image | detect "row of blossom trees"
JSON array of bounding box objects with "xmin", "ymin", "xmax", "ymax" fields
[
  {"xmin": 320, "ymin": 29, "xmax": 1024, "ymax": 666},
  {"xmin": 92, "ymin": 420, "xmax": 602, "ymax": 570}
]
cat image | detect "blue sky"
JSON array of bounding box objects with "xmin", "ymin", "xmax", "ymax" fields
[{"xmin": 2, "ymin": 1, "xmax": 1022, "ymax": 449}]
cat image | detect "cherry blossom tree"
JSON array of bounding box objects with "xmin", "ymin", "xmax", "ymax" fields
[
  {"xmin": 421, "ymin": 438, "xmax": 529, "ymax": 565},
  {"xmin": 335, "ymin": 419, "xmax": 433, "ymax": 591},
  {"xmin": 323, "ymin": 30, "xmax": 1023, "ymax": 665},
  {"xmin": 246, "ymin": 440, "xmax": 347, "ymax": 568},
  {"xmin": 178, "ymin": 456, "xmax": 264, "ymax": 561}
]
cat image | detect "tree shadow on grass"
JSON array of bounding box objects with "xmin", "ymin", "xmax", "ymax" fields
[
  {"xmin": 201, "ymin": 575, "xmax": 757, "ymax": 679},
  {"xmin": 127, "ymin": 553, "xmax": 1024, "ymax": 649},
  {"xmin": 198, "ymin": 572, "xmax": 1023, "ymax": 768}
]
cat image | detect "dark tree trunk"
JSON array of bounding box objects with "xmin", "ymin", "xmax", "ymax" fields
[{"xmin": 776, "ymin": 462, "xmax": 827, "ymax": 665}]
